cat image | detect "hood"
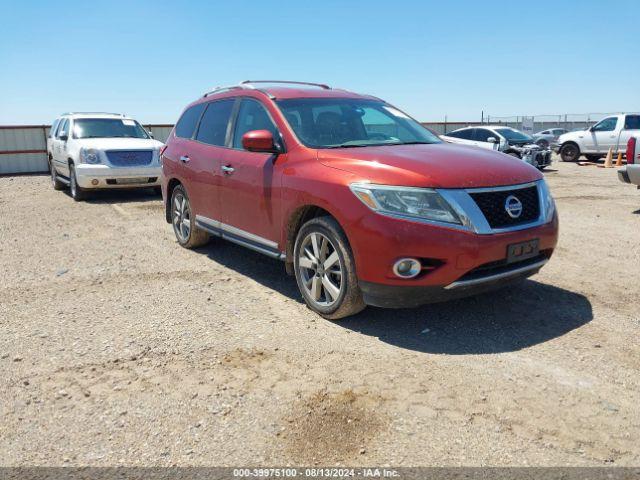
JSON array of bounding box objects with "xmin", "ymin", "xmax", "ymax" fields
[
  {"xmin": 74, "ymin": 137, "xmax": 164, "ymax": 150},
  {"xmin": 318, "ymin": 143, "xmax": 542, "ymax": 189}
]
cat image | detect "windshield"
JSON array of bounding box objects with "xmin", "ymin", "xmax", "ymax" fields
[
  {"xmin": 275, "ymin": 98, "xmax": 441, "ymax": 148},
  {"xmin": 495, "ymin": 128, "xmax": 533, "ymax": 142},
  {"xmin": 73, "ymin": 118, "xmax": 150, "ymax": 139}
]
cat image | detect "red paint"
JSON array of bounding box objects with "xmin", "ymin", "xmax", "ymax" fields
[{"xmin": 163, "ymin": 86, "xmax": 558, "ymax": 287}]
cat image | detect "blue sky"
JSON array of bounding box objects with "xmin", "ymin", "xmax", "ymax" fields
[{"xmin": 0, "ymin": 0, "xmax": 638, "ymax": 124}]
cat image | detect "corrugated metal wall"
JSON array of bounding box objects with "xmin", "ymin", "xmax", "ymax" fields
[
  {"xmin": 0, "ymin": 124, "xmax": 173, "ymax": 175},
  {"xmin": 1, "ymin": 120, "xmax": 594, "ymax": 175}
]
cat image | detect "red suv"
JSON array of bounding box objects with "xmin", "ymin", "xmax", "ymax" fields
[{"xmin": 162, "ymin": 81, "xmax": 558, "ymax": 319}]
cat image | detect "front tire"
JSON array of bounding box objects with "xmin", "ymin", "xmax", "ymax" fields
[
  {"xmin": 170, "ymin": 185, "xmax": 209, "ymax": 249},
  {"xmin": 293, "ymin": 216, "xmax": 365, "ymax": 320},
  {"xmin": 69, "ymin": 164, "xmax": 88, "ymax": 201},
  {"xmin": 560, "ymin": 143, "xmax": 580, "ymax": 162}
]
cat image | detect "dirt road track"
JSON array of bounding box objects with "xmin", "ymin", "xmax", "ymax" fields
[{"xmin": 1, "ymin": 159, "xmax": 639, "ymax": 466}]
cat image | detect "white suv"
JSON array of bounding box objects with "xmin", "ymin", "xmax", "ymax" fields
[{"xmin": 48, "ymin": 112, "xmax": 164, "ymax": 200}]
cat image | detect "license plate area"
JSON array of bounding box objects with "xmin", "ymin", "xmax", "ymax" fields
[
  {"xmin": 116, "ymin": 178, "xmax": 145, "ymax": 185},
  {"xmin": 507, "ymin": 239, "xmax": 539, "ymax": 264}
]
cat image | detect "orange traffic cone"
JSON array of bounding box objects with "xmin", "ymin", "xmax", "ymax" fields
[
  {"xmin": 603, "ymin": 148, "xmax": 613, "ymax": 168},
  {"xmin": 616, "ymin": 152, "xmax": 623, "ymax": 167}
]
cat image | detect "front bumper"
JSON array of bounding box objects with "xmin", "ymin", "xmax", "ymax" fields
[
  {"xmin": 75, "ymin": 164, "xmax": 161, "ymax": 189},
  {"xmin": 360, "ymin": 257, "xmax": 548, "ymax": 308}
]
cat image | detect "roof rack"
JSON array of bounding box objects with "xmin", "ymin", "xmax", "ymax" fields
[
  {"xmin": 202, "ymin": 85, "xmax": 243, "ymax": 97},
  {"xmin": 241, "ymin": 80, "xmax": 330, "ymax": 90},
  {"xmin": 61, "ymin": 112, "xmax": 125, "ymax": 116}
]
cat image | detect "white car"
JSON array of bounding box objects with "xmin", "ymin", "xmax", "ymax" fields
[
  {"xmin": 48, "ymin": 112, "xmax": 163, "ymax": 201},
  {"xmin": 441, "ymin": 126, "xmax": 552, "ymax": 169},
  {"xmin": 556, "ymin": 113, "xmax": 640, "ymax": 162}
]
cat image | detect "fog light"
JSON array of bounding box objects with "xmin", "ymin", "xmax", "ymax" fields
[
  {"xmin": 91, "ymin": 179, "xmax": 99, "ymax": 186},
  {"xmin": 393, "ymin": 258, "xmax": 421, "ymax": 278}
]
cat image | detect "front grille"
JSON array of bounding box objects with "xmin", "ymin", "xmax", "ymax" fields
[
  {"xmin": 469, "ymin": 185, "xmax": 540, "ymax": 229},
  {"xmin": 105, "ymin": 150, "xmax": 153, "ymax": 167}
]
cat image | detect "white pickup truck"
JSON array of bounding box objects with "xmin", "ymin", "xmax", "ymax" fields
[
  {"xmin": 556, "ymin": 113, "xmax": 640, "ymax": 162},
  {"xmin": 618, "ymin": 137, "xmax": 640, "ymax": 189}
]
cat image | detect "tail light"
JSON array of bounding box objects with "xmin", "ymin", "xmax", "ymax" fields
[{"xmin": 627, "ymin": 137, "xmax": 636, "ymax": 165}]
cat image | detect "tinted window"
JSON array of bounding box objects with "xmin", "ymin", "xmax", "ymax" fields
[
  {"xmin": 592, "ymin": 117, "xmax": 618, "ymax": 132},
  {"xmin": 474, "ymin": 128, "xmax": 495, "ymax": 142},
  {"xmin": 448, "ymin": 129, "xmax": 473, "ymax": 140},
  {"xmin": 276, "ymin": 98, "xmax": 440, "ymax": 148},
  {"xmin": 233, "ymin": 99, "xmax": 278, "ymax": 149},
  {"xmin": 495, "ymin": 128, "xmax": 533, "ymax": 142},
  {"xmin": 73, "ymin": 118, "xmax": 149, "ymax": 139},
  {"xmin": 50, "ymin": 119, "xmax": 60, "ymax": 138},
  {"xmin": 175, "ymin": 103, "xmax": 206, "ymax": 139},
  {"xmin": 554, "ymin": 129, "xmax": 567, "ymax": 135},
  {"xmin": 57, "ymin": 119, "xmax": 69, "ymax": 138},
  {"xmin": 195, "ymin": 99, "xmax": 235, "ymax": 146},
  {"xmin": 624, "ymin": 115, "xmax": 640, "ymax": 130}
]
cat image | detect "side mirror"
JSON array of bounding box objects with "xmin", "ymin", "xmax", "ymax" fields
[
  {"xmin": 59, "ymin": 133, "xmax": 68, "ymax": 141},
  {"xmin": 487, "ymin": 136, "xmax": 497, "ymax": 143},
  {"xmin": 242, "ymin": 130, "xmax": 279, "ymax": 153}
]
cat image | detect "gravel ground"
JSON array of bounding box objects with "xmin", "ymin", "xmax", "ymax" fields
[{"xmin": 1, "ymin": 158, "xmax": 639, "ymax": 466}]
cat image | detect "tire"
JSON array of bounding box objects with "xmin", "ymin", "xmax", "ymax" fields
[
  {"xmin": 293, "ymin": 216, "xmax": 365, "ymax": 320},
  {"xmin": 49, "ymin": 159, "xmax": 65, "ymax": 191},
  {"xmin": 69, "ymin": 164, "xmax": 88, "ymax": 201},
  {"xmin": 560, "ymin": 143, "xmax": 580, "ymax": 162},
  {"xmin": 585, "ymin": 154, "xmax": 603, "ymax": 162},
  {"xmin": 170, "ymin": 184, "xmax": 209, "ymax": 249},
  {"xmin": 536, "ymin": 139, "xmax": 549, "ymax": 149}
]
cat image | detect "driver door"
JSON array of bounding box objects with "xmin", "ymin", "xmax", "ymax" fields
[
  {"xmin": 588, "ymin": 117, "xmax": 619, "ymax": 153},
  {"xmin": 218, "ymin": 98, "xmax": 284, "ymax": 252}
]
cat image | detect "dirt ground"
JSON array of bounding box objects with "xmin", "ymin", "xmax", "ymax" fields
[{"xmin": 1, "ymin": 157, "xmax": 639, "ymax": 467}]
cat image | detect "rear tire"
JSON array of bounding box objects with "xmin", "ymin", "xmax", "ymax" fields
[
  {"xmin": 560, "ymin": 143, "xmax": 580, "ymax": 162},
  {"xmin": 69, "ymin": 164, "xmax": 88, "ymax": 201},
  {"xmin": 170, "ymin": 185, "xmax": 209, "ymax": 249},
  {"xmin": 49, "ymin": 160, "xmax": 65, "ymax": 191},
  {"xmin": 293, "ymin": 216, "xmax": 365, "ymax": 320}
]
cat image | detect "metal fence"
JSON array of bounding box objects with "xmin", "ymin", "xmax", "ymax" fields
[
  {"xmin": 0, "ymin": 124, "xmax": 173, "ymax": 175},
  {"xmin": 0, "ymin": 113, "xmax": 628, "ymax": 175}
]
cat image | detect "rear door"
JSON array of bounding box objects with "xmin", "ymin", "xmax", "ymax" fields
[
  {"xmin": 218, "ymin": 97, "xmax": 283, "ymax": 250},
  {"xmin": 619, "ymin": 115, "xmax": 640, "ymax": 152},
  {"xmin": 187, "ymin": 98, "xmax": 235, "ymax": 223}
]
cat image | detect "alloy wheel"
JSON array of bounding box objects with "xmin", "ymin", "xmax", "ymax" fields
[
  {"xmin": 172, "ymin": 192, "xmax": 191, "ymax": 243},
  {"xmin": 298, "ymin": 232, "xmax": 343, "ymax": 307}
]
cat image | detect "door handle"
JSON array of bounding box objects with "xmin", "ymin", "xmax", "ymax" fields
[
  {"xmin": 221, "ymin": 165, "xmax": 235, "ymax": 174},
  {"xmin": 179, "ymin": 155, "xmax": 190, "ymax": 163}
]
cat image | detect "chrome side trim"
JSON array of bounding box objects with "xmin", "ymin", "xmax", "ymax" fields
[
  {"xmin": 195, "ymin": 215, "xmax": 285, "ymax": 260},
  {"xmin": 444, "ymin": 259, "xmax": 549, "ymax": 290}
]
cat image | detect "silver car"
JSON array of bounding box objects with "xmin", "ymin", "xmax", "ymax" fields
[{"xmin": 532, "ymin": 128, "xmax": 568, "ymax": 148}]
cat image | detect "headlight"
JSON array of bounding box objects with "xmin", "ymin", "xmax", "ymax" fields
[
  {"xmin": 539, "ymin": 179, "xmax": 556, "ymax": 222},
  {"xmin": 79, "ymin": 148, "xmax": 101, "ymax": 164},
  {"xmin": 349, "ymin": 183, "xmax": 462, "ymax": 225}
]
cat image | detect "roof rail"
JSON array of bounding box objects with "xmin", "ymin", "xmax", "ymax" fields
[
  {"xmin": 241, "ymin": 80, "xmax": 331, "ymax": 90},
  {"xmin": 61, "ymin": 112, "xmax": 125, "ymax": 116},
  {"xmin": 202, "ymin": 85, "xmax": 244, "ymax": 98}
]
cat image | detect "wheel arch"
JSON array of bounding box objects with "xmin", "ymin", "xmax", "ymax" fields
[
  {"xmin": 284, "ymin": 204, "xmax": 342, "ymax": 275},
  {"xmin": 164, "ymin": 178, "xmax": 182, "ymax": 223}
]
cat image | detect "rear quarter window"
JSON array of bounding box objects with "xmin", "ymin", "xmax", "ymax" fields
[
  {"xmin": 624, "ymin": 115, "xmax": 640, "ymax": 130},
  {"xmin": 175, "ymin": 103, "xmax": 206, "ymax": 139}
]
